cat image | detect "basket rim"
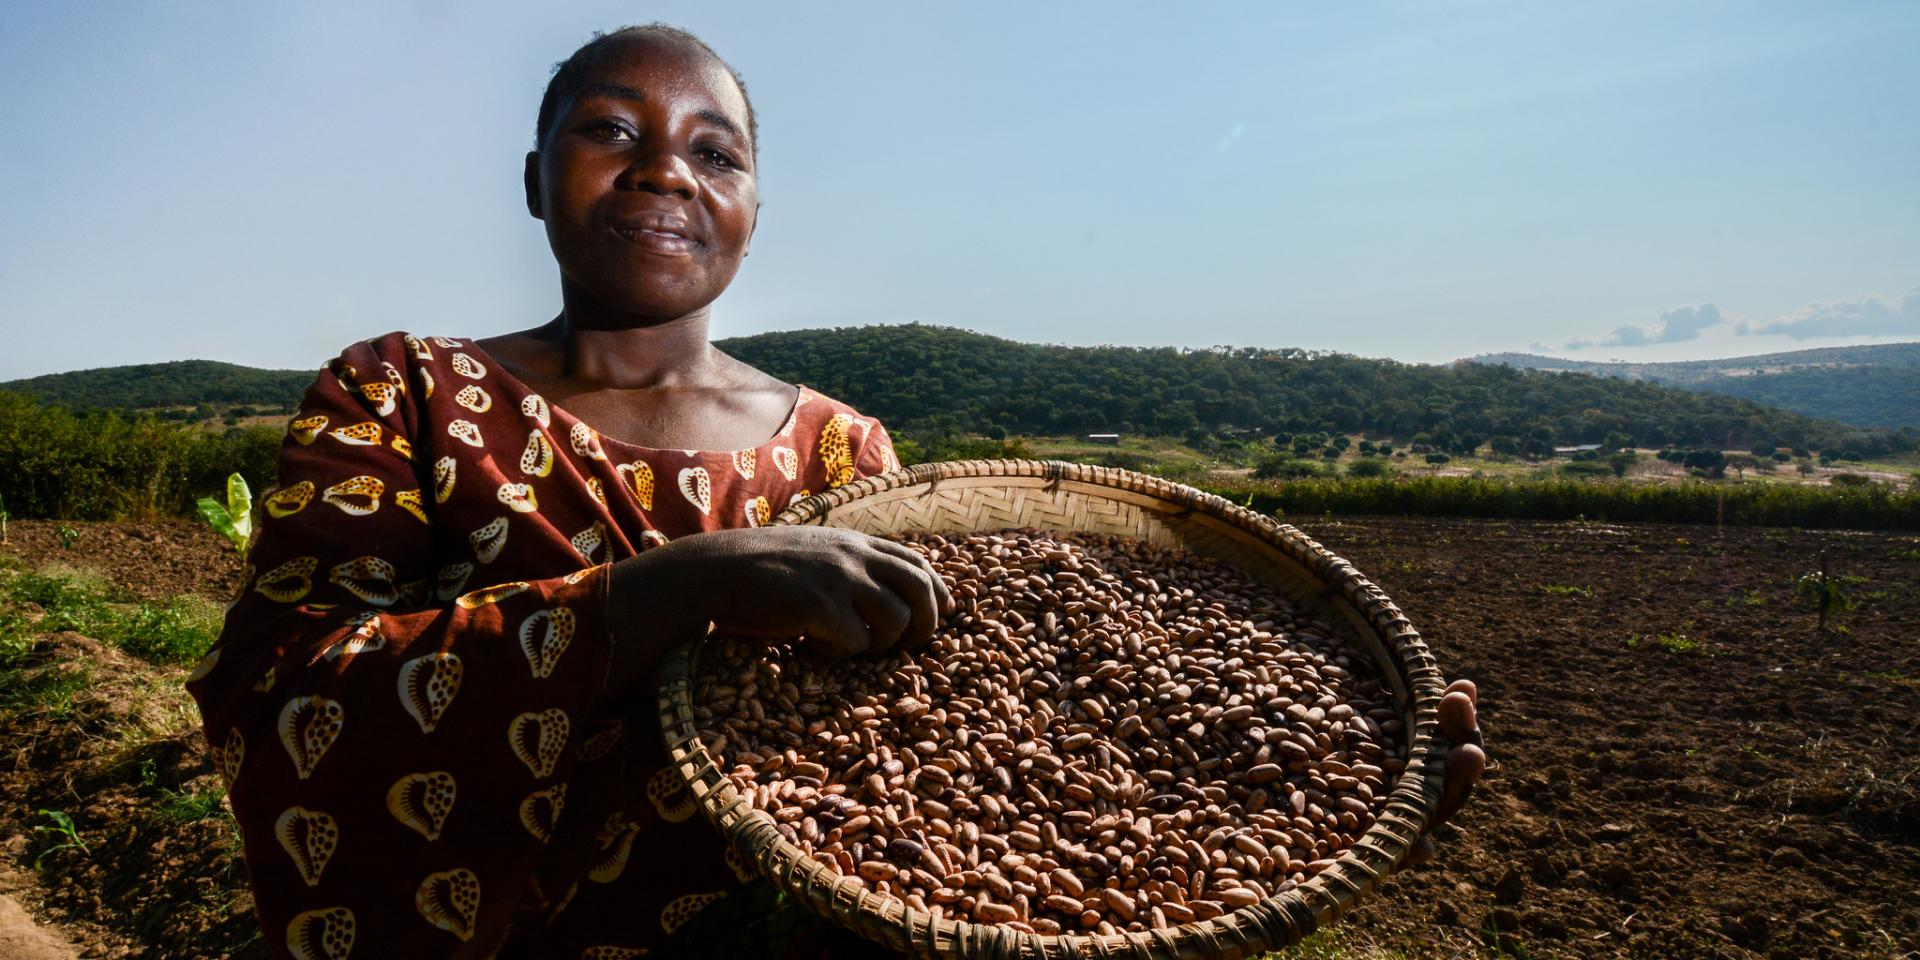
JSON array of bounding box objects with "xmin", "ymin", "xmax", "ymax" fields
[{"xmin": 657, "ymin": 458, "xmax": 1450, "ymax": 959}]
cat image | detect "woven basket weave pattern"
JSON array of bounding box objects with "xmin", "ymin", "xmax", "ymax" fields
[{"xmin": 658, "ymin": 460, "xmax": 1447, "ymax": 959}]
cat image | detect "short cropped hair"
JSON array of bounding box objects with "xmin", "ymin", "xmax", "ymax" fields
[{"xmin": 533, "ymin": 24, "xmax": 758, "ymax": 159}]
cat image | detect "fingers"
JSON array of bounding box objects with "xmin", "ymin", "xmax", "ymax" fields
[
  {"xmin": 1438, "ymin": 690, "xmax": 1479, "ymax": 747},
  {"xmin": 867, "ymin": 537, "xmax": 956, "ymax": 616},
  {"xmin": 847, "ymin": 575, "xmax": 914, "ymax": 653},
  {"xmin": 1444, "ymin": 677, "xmax": 1478, "ymax": 705},
  {"xmin": 807, "ymin": 594, "xmax": 874, "ymax": 658},
  {"xmin": 1433, "ymin": 742, "xmax": 1485, "ymax": 826},
  {"xmin": 867, "ymin": 554, "xmax": 942, "ymax": 650}
]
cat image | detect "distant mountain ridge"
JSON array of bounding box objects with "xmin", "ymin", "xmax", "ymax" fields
[
  {"xmin": 1464, "ymin": 342, "xmax": 1920, "ymax": 429},
  {"xmin": 0, "ymin": 359, "xmax": 314, "ymax": 412},
  {"xmin": 3, "ymin": 327, "xmax": 1913, "ymax": 454}
]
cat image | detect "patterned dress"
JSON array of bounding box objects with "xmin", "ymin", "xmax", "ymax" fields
[{"xmin": 186, "ymin": 332, "xmax": 901, "ymax": 959}]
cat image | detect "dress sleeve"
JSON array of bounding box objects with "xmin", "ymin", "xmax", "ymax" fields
[
  {"xmin": 186, "ymin": 337, "xmax": 613, "ymax": 960},
  {"xmin": 849, "ymin": 418, "xmax": 901, "ymax": 480}
]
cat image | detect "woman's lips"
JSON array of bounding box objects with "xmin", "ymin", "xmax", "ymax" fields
[{"xmin": 611, "ymin": 226, "xmax": 698, "ymax": 256}]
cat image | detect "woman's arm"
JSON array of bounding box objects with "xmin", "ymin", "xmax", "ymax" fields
[{"xmin": 189, "ymin": 338, "xmax": 630, "ymax": 960}]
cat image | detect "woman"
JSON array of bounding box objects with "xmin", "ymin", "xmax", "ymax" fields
[{"xmin": 189, "ymin": 24, "xmax": 1483, "ymax": 960}]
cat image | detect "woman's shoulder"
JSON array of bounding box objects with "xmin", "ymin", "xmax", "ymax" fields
[
  {"xmin": 313, "ymin": 331, "xmax": 478, "ymax": 387},
  {"xmin": 787, "ymin": 386, "xmax": 887, "ymax": 437}
]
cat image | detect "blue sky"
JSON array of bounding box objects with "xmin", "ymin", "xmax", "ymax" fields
[{"xmin": 2, "ymin": 0, "xmax": 1916, "ymax": 379}]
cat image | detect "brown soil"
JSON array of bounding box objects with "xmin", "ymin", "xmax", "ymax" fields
[
  {"xmin": 0, "ymin": 520, "xmax": 245, "ymax": 601},
  {"xmin": 0, "ymin": 518, "xmax": 1915, "ymax": 959}
]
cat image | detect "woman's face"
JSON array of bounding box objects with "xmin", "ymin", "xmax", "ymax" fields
[{"xmin": 527, "ymin": 35, "xmax": 758, "ymax": 322}]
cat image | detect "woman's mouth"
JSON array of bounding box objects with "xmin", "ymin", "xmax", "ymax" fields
[{"xmin": 611, "ymin": 225, "xmax": 699, "ymax": 256}]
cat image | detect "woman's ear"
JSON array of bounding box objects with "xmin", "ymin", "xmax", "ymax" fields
[
  {"xmin": 524, "ymin": 151, "xmax": 544, "ymax": 219},
  {"xmin": 744, "ymin": 201, "xmax": 760, "ymax": 257}
]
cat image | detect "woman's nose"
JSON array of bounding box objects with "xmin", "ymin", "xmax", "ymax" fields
[{"xmin": 621, "ymin": 148, "xmax": 698, "ymax": 199}]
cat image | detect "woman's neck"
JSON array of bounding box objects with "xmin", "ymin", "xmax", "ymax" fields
[{"xmin": 524, "ymin": 288, "xmax": 723, "ymax": 390}]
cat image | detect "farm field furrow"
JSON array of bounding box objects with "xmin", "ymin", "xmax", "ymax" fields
[{"xmin": 0, "ymin": 518, "xmax": 1915, "ymax": 959}]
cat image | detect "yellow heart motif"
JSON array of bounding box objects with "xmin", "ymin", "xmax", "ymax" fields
[
  {"xmin": 277, "ymin": 695, "xmax": 344, "ymax": 780},
  {"xmin": 772, "ymin": 445, "xmax": 799, "ymax": 481},
  {"xmin": 521, "ymin": 430, "xmax": 554, "ymax": 477},
  {"xmin": 677, "ymin": 466, "xmax": 711, "ymax": 515},
  {"xmin": 289, "ymin": 414, "xmax": 329, "ymax": 445},
  {"xmin": 435, "ymin": 561, "xmax": 474, "ymax": 601},
  {"xmin": 454, "ymin": 384, "xmax": 491, "ymax": 413},
  {"xmin": 497, "ymin": 482, "xmax": 539, "ymax": 514},
  {"xmin": 470, "ymin": 516, "xmax": 509, "ymax": 563},
  {"xmin": 519, "ymin": 608, "xmax": 576, "ymax": 679},
  {"xmin": 433, "ymin": 456, "xmax": 457, "ymax": 502},
  {"xmin": 285, "ymin": 906, "xmax": 355, "ymax": 960},
  {"xmin": 255, "ymin": 556, "xmax": 318, "ymax": 603},
  {"xmin": 415, "ymin": 867, "xmax": 481, "ymax": 942},
  {"xmin": 570, "ymin": 421, "xmax": 606, "ymax": 460},
  {"xmin": 265, "ymin": 481, "xmax": 315, "ymax": 518},
  {"xmin": 508, "ymin": 708, "xmax": 570, "ymax": 779},
  {"xmin": 329, "ymin": 556, "xmax": 398, "ymax": 606},
  {"xmin": 521, "ymin": 393, "xmax": 551, "ymax": 427},
  {"xmin": 819, "ymin": 413, "xmax": 854, "ymax": 488},
  {"xmin": 519, "ymin": 783, "xmax": 568, "ymax": 843},
  {"xmin": 387, "ymin": 770, "xmax": 457, "ymax": 841},
  {"xmin": 397, "ymin": 652, "xmax": 462, "ymax": 734},
  {"xmin": 275, "ymin": 806, "xmax": 340, "ymax": 887}
]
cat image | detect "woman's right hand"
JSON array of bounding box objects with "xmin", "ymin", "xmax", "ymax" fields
[{"xmin": 604, "ymin": 527, "xmax": 954, "ymax": 689}]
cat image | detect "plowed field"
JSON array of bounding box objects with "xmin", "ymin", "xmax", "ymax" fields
[{"xmin": 1, "ymin": 517, "xmax": 1915, "ymax": 959}]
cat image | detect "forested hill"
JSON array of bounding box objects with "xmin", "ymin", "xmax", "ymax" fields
[
  {"xmin": 1467, "ymin": 342, "xmax": 1920, "ymax": 429},
  {"xmin": 5, "ymin": 326, "xmax": 1913, "ymax": 456},
  {"xmin": 1, "ymin": 360, "xmax": 313, "ymax": 412},
  {"xmin": 717, "ymin": 325, "xmax": 1912, "ymax": 455}
]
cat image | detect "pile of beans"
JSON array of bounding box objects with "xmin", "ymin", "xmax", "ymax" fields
[{"xmin": 693, "ymin": 529, "xmax": 1406, "ymax": 936}]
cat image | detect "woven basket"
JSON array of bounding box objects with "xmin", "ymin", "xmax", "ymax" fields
[{"xmin": 657, "ymin": 460, "xmax": 1448, "ymax": 959}]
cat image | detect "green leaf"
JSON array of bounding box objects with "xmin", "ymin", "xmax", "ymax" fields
[
  {"xmin": 197, "ymin": 497, "xmax": 236, "ymax": 541},
  {"xmin": 225, "ymin": 473, "xmax": 253, "ymax": 549}
]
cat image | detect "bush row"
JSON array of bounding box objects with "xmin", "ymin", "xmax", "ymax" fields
[
  {"xmin": 0, "ymin": 390, "xmax": 282, "ymax": 520},
  {"xmin": 1205, "ymin": 475, "xmax": 1920, "ymax": 532}
]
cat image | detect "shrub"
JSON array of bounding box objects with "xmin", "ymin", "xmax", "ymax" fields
[
  {"xmin": 1252, "ymin": 454, "xmax": 1324, "ymax": 480},
  {"xmin": 1424, "ymin": 453, "xmax": 1451, "ymax": 465},
  {"xmin": 1346, "ymin": 457, "xmax": 1393, "ymax": 478}
]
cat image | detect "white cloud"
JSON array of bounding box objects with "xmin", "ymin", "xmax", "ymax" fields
[
  {"xmin": 1564, "ymin": 302, "xmax": 1721, "ymax": 350},
  {"xmin": 1737, "ymin": 287, "xmax": 1920, "ymax": 339}
]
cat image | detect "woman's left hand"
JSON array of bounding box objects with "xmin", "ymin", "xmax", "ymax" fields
[{"xmin": 1404, "ymin": 678, "xmax": 1485, "ymax": 867}]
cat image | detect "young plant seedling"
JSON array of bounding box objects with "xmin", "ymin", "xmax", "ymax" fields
[
  {"xmin": 1796, "ymin": 552, "xmax": 1867, "ymax": 634},
  {"xmin": 196, "ymin": 472, "xmax": 253, "ymax": 558},
  {"xmin": 32, "ymin": 808, "xmax": 89, "ymax": 870}
]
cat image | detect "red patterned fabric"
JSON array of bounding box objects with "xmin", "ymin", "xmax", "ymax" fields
[{"xmin": 186, "ymin": 332, "xmax": 899, "ymax": 959}]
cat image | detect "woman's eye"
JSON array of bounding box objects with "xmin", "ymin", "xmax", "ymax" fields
[
  {"xmin": 699, "ymin": 147, "xmax": 740, "ymax": 170},
  {"xmin": 583, "ymin": 120, "xmax": 634, "ymax": 142}
]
